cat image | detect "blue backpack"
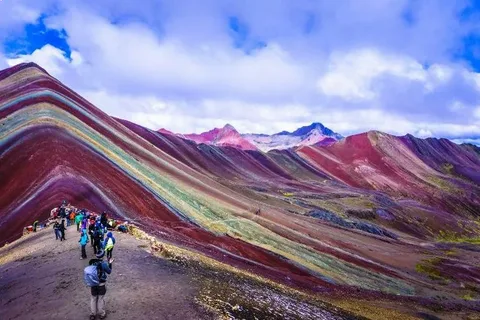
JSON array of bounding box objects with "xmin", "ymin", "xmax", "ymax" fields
[{"xmin": 84, "ymin": 261, "xmax": 103, "ymax": 287}]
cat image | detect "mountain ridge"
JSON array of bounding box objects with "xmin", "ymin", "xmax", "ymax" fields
[
  {"xmin": 177, "ymin": 122, "xmax": 344, "ymax": 152},
  {"xmin": 2, "ymin": 63, "xmax": 480, "ymax": 318}
]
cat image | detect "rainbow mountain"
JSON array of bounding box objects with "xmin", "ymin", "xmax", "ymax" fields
[{"xmin": 1, "ymin": 63, "xmax": 480, "ymax": 316}]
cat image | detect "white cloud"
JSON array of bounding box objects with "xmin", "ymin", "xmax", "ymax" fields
[
  {"xmin": 451, "ymin": 138, "xmax": 480, "ymax": 146},
  {"xmin": 0, "ymin": 53, "xmax": 7, "ymax": 69},
  {"xmin": 316, "ymin": 49, "xmax": 458, "ymax": 101},
  {"xmin": 11, "ymin": 4, "xmax": 41, "ymax": 23},
  {"xmin": 46, "ymin": 9, "xmax": 307, "ymax": 102},
  {"xmin": 415, "ymin": 129, "xmax": 433, "ymax": 138},
  {"xmin": 474, "ymin": 106, "xmax": 480, "ymax": 119},
  {"xmin": 6, "ymin": 44, "xmax": 76, "ymax": 78},
  {"xmin": 0, "ymin": 2, "xmax": 41, "ymax": 28},
  {"xmin": 2, "ymin": 1, "xmax": 480, "ymax": 142}
]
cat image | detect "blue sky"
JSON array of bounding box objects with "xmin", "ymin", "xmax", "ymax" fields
[{"xmin": 1, "ymin": 0, "xmax": 480, "ymax": 145}]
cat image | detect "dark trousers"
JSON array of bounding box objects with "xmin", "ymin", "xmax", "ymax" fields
[
  {"xmin": 60, "ymin": 230, "xmax": 66, "ymax": 241},
  {"xmin": 81, "ymin": 245, "xmax": 87, "ymax": 258},
  {"xmin": 106, "ymin": 247, "xmax": 113, "ymax": 260},
  {"xmin": 90, "ymin": 233, "xmax": 94, "ymax": 247},
  {"xmin": 55, "ymin": 229, "xmax": 60, "ymax": 240},
  {"xmin": 76, "ymin": 223, "xmax": 80, "ymax": 232},
  {"xmin": 93, "ymin": 240, "xmax": 101, "ymax": 255}
]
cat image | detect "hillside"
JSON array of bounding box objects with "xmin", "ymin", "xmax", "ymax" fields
[{"xmin": 1, "ymin": 63, "xmax": 480, "ymax": 319}]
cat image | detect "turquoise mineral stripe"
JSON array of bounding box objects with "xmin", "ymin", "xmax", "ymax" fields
[{"xmin": 2, "ymin": 105, "xmax": 415, "ymax": 294}]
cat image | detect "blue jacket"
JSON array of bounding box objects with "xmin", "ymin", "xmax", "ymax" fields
[
  {"xmin": 99, "ymin": 261, "xmax": 112, "ymax": 283},
  {"xmin": 79, "ymin": 230, "xmax": 89, "ymax": 246},
  {"xmin": 103, "ymin": 232, "xmax": 116, "ymax": 249},
  {"xmin": 88, "ymin": 259, "xmax": 112, "ymax": 283}
]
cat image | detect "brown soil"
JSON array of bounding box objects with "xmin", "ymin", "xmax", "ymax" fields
[{"xmin": 0, "ymin": 226, "xmax": 211, "ymax": 320}]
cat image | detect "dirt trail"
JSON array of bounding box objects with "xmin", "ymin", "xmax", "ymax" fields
[{"xmin": 0, "ymin": 226, "xmax": 210, "ymax": 320}]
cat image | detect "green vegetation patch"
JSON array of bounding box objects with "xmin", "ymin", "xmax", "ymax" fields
[
  {"xmin": 437, "ymin": 230, "xmax": 480, "ymax": 245},
  {"xmin": 415, "ymin": 257, "xmax": 447, "ymax": 281}
]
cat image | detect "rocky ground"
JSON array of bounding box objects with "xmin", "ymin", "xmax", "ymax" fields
[
  {"xmin": 0, "ymin": 225, "xmax": 357, "ymax": 320},
  {"xmin": 0, "ymin": 226, "xmax": 210, "ymax": 320},
  {"xmin": 3, "ymin": 223, "xmax": 478, "ymax": 320}
]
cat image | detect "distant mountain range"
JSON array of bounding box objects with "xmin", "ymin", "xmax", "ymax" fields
[{"xmin": 166, "ymin": 122, "xmax": 344, "ymax": 152}]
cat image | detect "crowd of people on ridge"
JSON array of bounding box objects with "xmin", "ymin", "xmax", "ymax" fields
[{"xmin": 46, "ymin": 200, "xmax": 127, "ymax": 319}]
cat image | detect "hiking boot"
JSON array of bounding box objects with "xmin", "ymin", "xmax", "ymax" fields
[
  {"xmin": 89, "ymin": 315, "xmax": 96, "ymax": 320},
  {"xmin": 99, "ymin": 314, "xmax": 107, "ymax": 319}
]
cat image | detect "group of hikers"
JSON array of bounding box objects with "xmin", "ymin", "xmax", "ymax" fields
[{"xmin": 49, "ymin": 200, "xmax": 126, "ymax": 320}]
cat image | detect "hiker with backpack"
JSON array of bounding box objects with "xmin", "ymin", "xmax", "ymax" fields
[
  {"xmin": 79, "ymin": 229, "xmax": 89, "ymax": 259},
  {"xmin": 103, "ymin": 232, "xmax": 116, "ymax": 260},
  {"xmin": 84, "ymin": 250, "xmax": 114, "ymax": 320}
]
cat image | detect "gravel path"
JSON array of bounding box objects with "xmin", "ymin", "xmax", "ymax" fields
[{"xmin": 0, "ymin": 225, "xmax": 210, "ymax": 320}]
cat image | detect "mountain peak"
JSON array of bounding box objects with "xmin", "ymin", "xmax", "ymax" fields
[
  {"xmin": 222, "ymin": 123, "xmax": 236, "ymax": 131},
  {"xmin": 273, "ymin": 122, "xmax": 342, "ymax": 139},
  {"xmin": 0, "ymin": 62, "xmax": 51, "ymax": 82}
]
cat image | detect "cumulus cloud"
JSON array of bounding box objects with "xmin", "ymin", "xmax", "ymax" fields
[
  {"xmin": 317, "ymin": 49, "xmax": 429, "ymax": 101},
  {"xmin": 7, "ymin": 44, "xmax": 74, "ymax": 77},
  {"xmin": 1, "ymin": 0, "xmax": 480, "ymax": 143}
]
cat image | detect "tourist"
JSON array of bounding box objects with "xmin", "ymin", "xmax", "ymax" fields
[
  {"xmin": 58, "ymin": 220, "xmax": 66, "ymax": 241},
  {"xmin": 86, "ymin": 251, "xmax": 113, "ymax": 320},
  {"xmin": 79, "ymin": 229, "xmax": 89, "ymax": 259},
  {"xmin": 103, "ymin": 232, "xmax": 116, "ymax": 260}
]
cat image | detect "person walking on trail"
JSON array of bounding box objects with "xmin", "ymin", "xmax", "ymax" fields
[
  {"xmin": 79, "ymin": 229, "xmax": 89, "ymax": 259},
  {"xmin": 84, "ymin": 250, "xmax": 114, "ymax": 320},
  {"xmin": 59, "ymin": 200, "xmax": 68, "ymax": 222},
  {"xmin": 103, "ymin": 232, "xmax": 116, "ymax": 260},
  {"xmin": 58, "ymin": 220, "xmax": 67, "ymax": 241},
  {"xmin": 75, "ymin": 212, "xmax": 83, "ymax": 232},
  {"xmin": 93, "ymin": 226, "xmax": 103, "ymax": 255},
  {"xmin": 88, "ymin": 221, "xmax": 95, "ymax": 247},
  {"xmin": 53, "ymin": 221, "xmax": 61, "ymax": 240}
]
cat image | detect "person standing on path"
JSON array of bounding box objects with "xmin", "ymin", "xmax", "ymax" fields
[
  {"xmin": 93, "ymin": 226, "xmax": 103, "ymax": 255},
  {"xmin": 79, "ymin": 229, "xmax": 89, "ymax": 259},
  {"xmin": 103, "ymin": 232, "xmax": 116, "ymax": 260},
  {"xmin": 53, "ymin": 221, "xmax": 60, "ymax": 240},
  {"xmin": 75, "ymin": 211, "xmax": 83, "ymax": 232},
  {"xmin": 88, "ymin": 251, "xmax": 113, "ymax": 320},
  {"xmin": 88, "ymin": 221, "xmax": 95, "ymax": 247},
  {"xmin": 100, "ymin": 211, "xmax": 108, "ymax": 230},
  {"xmin": 58, "ymin": 220, "xmax": 66, "ymax": 241}
]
